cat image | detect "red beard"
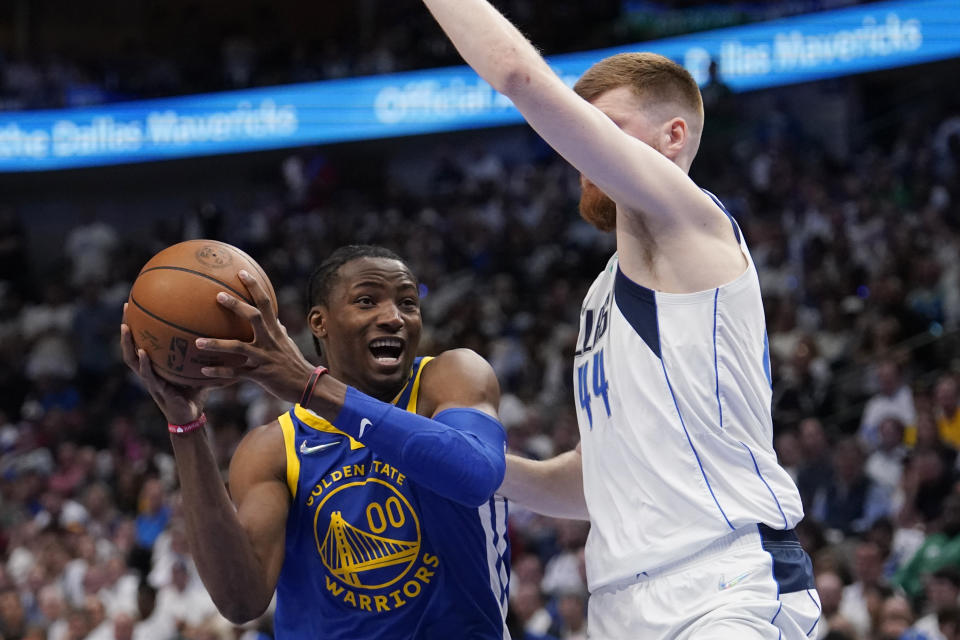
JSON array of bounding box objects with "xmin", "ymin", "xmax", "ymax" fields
[{"xmin": 579, "ymin": 179, "xmax": 616, "ymax": 232}]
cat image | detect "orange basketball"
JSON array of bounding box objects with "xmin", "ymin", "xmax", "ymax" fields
[{"xmin": 124, "ymin": 239, "xmax": 278, "ymax": 387}]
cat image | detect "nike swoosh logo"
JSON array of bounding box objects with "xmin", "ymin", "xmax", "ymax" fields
[
  {"xmin": 359, "ymin": 418, "xmax": 372, "ymax": 439},
  {"xmin": 299, "ymin": 440, "xmax": 341, "ymax": 455},
  {"xmin": 719, "ymin": 571, "xmax": 752, "ymax": 591}
]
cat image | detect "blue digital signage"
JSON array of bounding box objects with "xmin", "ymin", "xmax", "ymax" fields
[{"xmin": 0, "ymin": 0, "xmax": 957, "ymax": 171}]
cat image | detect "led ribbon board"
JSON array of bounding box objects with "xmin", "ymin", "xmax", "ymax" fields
[{"xmin": 0, "ymin": 0, "xmax": 957, "ymax": 171}]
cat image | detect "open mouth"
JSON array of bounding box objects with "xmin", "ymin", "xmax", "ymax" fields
[{"xmin": 369, "ymin": 337, "xmax": 405, "ymax": 365}]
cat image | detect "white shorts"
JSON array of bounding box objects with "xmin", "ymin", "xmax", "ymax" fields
[{"xmin": 587, "ymin": 525, "xmax": 821, "ymax": 640}]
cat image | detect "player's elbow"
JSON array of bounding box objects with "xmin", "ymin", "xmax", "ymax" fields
[
  {"xmin": 497, "ymin": 64, "xmax": 540, "ymax": 100},
  {"xmin": 216, "ymin": 596, "xmax": 271, "ymax": 625},
  {"xmin": 460, "ymin": 455, "xmax": 506, "ymax": 507},
  {"xmin": 488, "ymin": 46, "xmax": 545, "ymax": 99}
]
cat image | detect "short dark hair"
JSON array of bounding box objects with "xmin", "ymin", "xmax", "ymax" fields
[
  {"xmin": 305, "ymin": 245, "xmax": 413, "ymax": 358},
  {"xmin": 306, "ymin": 245, "xmax": 409, "ymax": 308}
]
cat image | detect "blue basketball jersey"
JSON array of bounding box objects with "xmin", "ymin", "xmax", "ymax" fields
[{"xmin": 273, "ymin": 357, "xmax": 511, "ymax": 639}]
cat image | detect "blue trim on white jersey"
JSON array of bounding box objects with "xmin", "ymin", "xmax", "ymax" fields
[
  {"xmin": 488, "ymin": 497, "xmax": 506, "ymax": 606},
  {"xmin": 770, "ymin": 601, "xmax": 783, "ymax": 624},
  {"xmin": 503, "ymin": 499, "xmax": 510, "ymax": 601},
  {"xmin": 762, "ymin": 330, "xmax": 773, "ymax": 388},
  {"xmin": 659, "ymin": 335, "xmax": 734, "ymax": 531},
  {"xmin": 740, "ymin": 442, "xmax": 789, "ymax": 529},
  {"xmin": 806, "ymin": 589, "xmax": 821, "ymax": 636},
  {"xmin": 713, "ymin": 288, "xmax": 724, "ymax": 429},
  {"xmin": 702, "ymin": 188, "xmax": 741, "ymax": 244},
  {"xmin": 614, "ymin": 267, "xmax": 661, "ymax": 359}
]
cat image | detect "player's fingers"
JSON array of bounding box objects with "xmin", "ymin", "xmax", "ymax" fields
[
  {"xmin": 238, "ymin": 270, "xmax": 273, "ymax": 314},
  {"xmin": 215, "ymin": 290, "xmax": 258, "ymax": 320},
  {"xmin": 216, "ymin": 290, "xmax": 271, "ymax": 340},
  {"xmin": 195, "ymin": 337, "xmax": 250, "ymax": 357},
  {"xmin": 199, "ymin": 366, "xmax": 237, "ymax": 379},
  {"xmin": 119, "ymin": 324, "xmax": 140, "ymax": 370},
  {"xmin": 237, "ymin": 271, "xmax": 275, "ymax": 337},
  {"xmin": 136, "ymin": 348, "xmax": 162, "ymax": 390}
]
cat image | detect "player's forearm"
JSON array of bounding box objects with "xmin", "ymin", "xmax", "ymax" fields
[
  {"xmin": 499, "ymin": 451, "xmax": 589, "ymax": 520},
  {"xmin": 170, "ymin": 432, "xmax": 274, "ymax": 623},
  {"xmin": 420, "ymin": 0, "xmax": 551, "ymax": 97}
]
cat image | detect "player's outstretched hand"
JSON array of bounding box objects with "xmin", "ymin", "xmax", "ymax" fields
[
  {"xmin": 196, "ymin": 269, "xmax": 315, "ymax": 403},
  {"xmin": 120, "ymin": 304, "xmax": 209, "ymax": 426}
]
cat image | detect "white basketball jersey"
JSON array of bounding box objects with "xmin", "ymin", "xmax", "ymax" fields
[{"xmin": 575, "ymin": 198, "xmax": 804, "ymax": 592}]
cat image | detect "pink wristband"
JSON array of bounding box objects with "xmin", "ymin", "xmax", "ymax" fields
[{"xmin": 168, "ymin": 413, "xmax": 207, "ymax": 434}]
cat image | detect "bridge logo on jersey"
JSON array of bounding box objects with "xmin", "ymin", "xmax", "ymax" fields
[{"xmin": 310, "ymin": 470, "xmax": 440, "ymax": 613}]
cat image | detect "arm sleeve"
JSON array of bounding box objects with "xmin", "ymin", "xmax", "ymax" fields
[{"xmin": 332, "ymin": 386, "xmax": 506, "ymax": 507}]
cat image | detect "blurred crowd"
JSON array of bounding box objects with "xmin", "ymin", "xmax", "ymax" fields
[
  {"xmin": 0, "ymin": 0, "xmax": 873, "ymax": 110},
  {"xmin": 0, "ymin": 42, "xmax": 960, "ymax": 640}
]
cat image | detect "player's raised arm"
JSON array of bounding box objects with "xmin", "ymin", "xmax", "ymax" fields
[{"xmin": 419, "ymin": 0, "xmax": 719, "ymax": 237}]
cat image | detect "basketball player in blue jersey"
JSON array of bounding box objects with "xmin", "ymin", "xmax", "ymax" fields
[
  {"xmin": 119, "ymin": 245, "xmax": 511, "ymax": 639},
  {"xmin": 415, "ymin": 1, "xmax": 822, "ymax": 638}
]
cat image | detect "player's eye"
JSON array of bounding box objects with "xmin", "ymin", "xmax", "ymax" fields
[{"xmin": 355, "ymin": 296, "xmax": 375, "ymax": 306}]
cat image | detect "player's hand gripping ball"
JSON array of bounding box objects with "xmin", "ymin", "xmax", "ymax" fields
[{"xmin": 124, "ymin": 239, "xmax": 278, "ymax": 386}]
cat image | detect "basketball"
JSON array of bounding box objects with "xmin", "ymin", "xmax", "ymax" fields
[{"xmin": 124, "ymin": 239, "xmax": 278, "ymax": 387}]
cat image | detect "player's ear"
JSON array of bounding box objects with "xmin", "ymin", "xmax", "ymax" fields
[
  {"xmin": 308, "ymin": 306, "xmax": 328, "ymax": 339},
  {"xmin": 663, "ymin": 117, "xmax": 687, "ymax": 159}
]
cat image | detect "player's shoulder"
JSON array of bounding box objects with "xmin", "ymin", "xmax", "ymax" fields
[
  {"xmin": 418, "ymin": 349, "xmax": 500, "ymax": 411},
  {"xmin": 423, "ymin": 348, "xmax": 496, "ymax": 383}
]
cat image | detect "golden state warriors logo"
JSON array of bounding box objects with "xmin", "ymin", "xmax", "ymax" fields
[
  {"xmin": 315, "ymin": 477, "xmax": 420, "ymax": 589},
  {"xmin": 307, "ymin": 462, "xmax": 440, "ymax": 613}
]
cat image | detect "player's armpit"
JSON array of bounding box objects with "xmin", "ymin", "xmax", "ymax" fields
[{"xmin": 499, "ymin": 448, "xmax": 589, "ymax": 520}]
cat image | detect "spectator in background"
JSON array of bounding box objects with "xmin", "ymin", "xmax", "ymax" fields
[
  {"xmin": 935, "ymin": 375, "xmax": 960, "ymax": 448},
  {"xmin": 866, "ymin": 417, "xmax": 908, "ymax": 496},
  {"xmin": 63, "ymin": 211, "xmax": 118, "ymax": 290},
  {"xmin": 0, "ymin": 584, "xmax": 28, "ymax": 640},
  {"xmin": 913, "ymin": 566, "xmax": 960, "ymax": 640},
  {"xmin": 155, "ymin": 558, "xmax": 217, "ymax": 628},
  {"xmin": 131, "ymin": 478, "xmax": 169, "ymax": 574},
  {"xmin": 539, "ymin": 520, "xmax": 588, "ymax": 599},
  {"xmin": 859, "ymin": 359, "xmax": 916, "ymax": 451},
  {"xmin": 129, "ymin": 580, "xmax": 174, "ymax": 640},
  {"xmin": 34, "ymin": 584, "xmax": 68, "ymax": 640},
  {"xmin": 838, "ymin": 540, "xmax": 889, "ymax": 638},
  {"xmin": 507, "ymin": 581, "xmax": 557, "ymax": 640},
  {"xmin": 900, "ymin": 445, "xmax": 958, "ymax": 527},
  {"xmin": 546, "ymin": 587, "xmax": 588, "ymax": 640},
  {"xmin": 83, "ymin": 593, "xmax": 110, "ymax": 640},
  {"xmin": 774, "ymin": 428, "xmax": 803, "ymax": 484},
  {"xmin": 894, "ymin": 495, "xmax": 960, "ymax": 600},
  {"xmin": 797, "ymin": 417, "xmax": 835, "ymax": 511},
  {"xmin": 875, "ymin": 593, "xmax": 916, "ymax": 640},
  {"xmin": 909, "ymin": 408, "xmax": 958, "ymax": 468},
  {"xmin": 812, "ymin": 437, "xmax": 891, "ymax": 536},
  {"xmin": 772, "ymin": 335, "xmax": 835, "ymax": 429},
  {"xmin": 814, "ymin": 571, "xmax": 844, "ymax": 639}
]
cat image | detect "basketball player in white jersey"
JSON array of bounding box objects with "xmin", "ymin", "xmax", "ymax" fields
[{"xmin": 415, "ymin": 1, "xmax": 822, "ymax": 638}]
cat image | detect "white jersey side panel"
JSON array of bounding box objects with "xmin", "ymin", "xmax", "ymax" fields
[{"xmin": 575, "ymin": 214, "xmax": 804, "ymax": 592}]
